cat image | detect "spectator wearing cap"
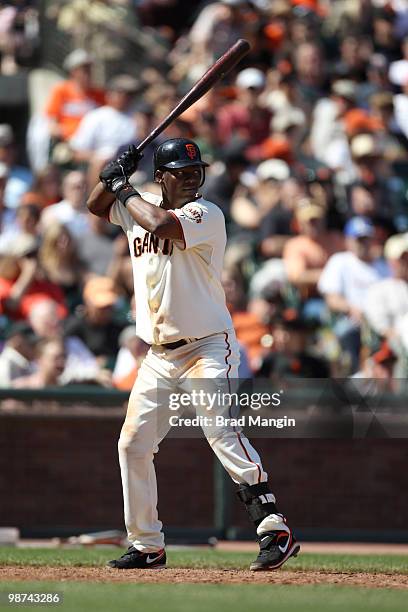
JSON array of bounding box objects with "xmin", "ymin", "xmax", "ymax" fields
[
  {"xmin": 318, "ymin": 216, "xmax": 388, "ymax": 372},
  {"xmin": 64, "ymin": 276, "xmax": 125, "ymax": 367},
  {"xmin": 41, "ymin": 170, "xmax": 90, "ymax": 239},
  {"xmin": 257, "ymin": 306, "xmax": 330, "ymax": 379},
  {"xmin": 0, "ymin": 322, "xmax": 37, "ymax": 386},
  {"xmin": 70, "ymin": 74, "xmax": 140, "ymax": 186},
  {"xmin": 216, "ymin": 68, "xmax": 272, "ymax": 146},
  {"xmin": 45, "ymin": 49, "xmax": 105, "ymax": 143},
  {"xmin": 364, "ymin": 233, "xmax": 408, "ymax": 344},
  {"xmin": 0, "ymin": 124, "xmax": 32, "ymax": 209}
]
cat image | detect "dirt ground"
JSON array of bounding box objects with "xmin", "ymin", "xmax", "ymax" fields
[{"xmin": 2, "ymin": 566, "xmax": 408, "ymax": 589}]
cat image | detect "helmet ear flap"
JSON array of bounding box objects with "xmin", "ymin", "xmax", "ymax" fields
[{"xmin": 199, "ymin": 167, "xmax": 205, "ymax": 187}]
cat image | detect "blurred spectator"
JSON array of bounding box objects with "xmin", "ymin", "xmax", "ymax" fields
[
  {"xmin": 216, "ymin": 68, "xmax": 271, "ymax": 146},
  {"xmin": 357, "ymin": 53, "xmax": 391, "ymax": 109},
  {"xmin": 41, "ymin": 170, "xmax": 90, "ymax": 238},
  {"xmin": 293, "ymin": 41, "xmax": 327, "ymax": 114},
  {"xmin": 389, "ymin": 36, "xmax": 408, "ymax": 85},
  {"xmin": 0, "ymin": 1, "xmax": 39, "ymax": 75},
  {"xmin": 222, "ymin": 268, "xmax": 269, "ymax": 373},
  {"xmin": 256, "ymin": 164, "xmax": 298, "ymax": 259},
  {"xmin": 202, "ymin": 140, "xmax": 248, "ymax": 229},
  {"xmin": 0, "ymin": 162, "xmax": 18, "ymax": 246},
  {"xmin": 107, "ymin": 234, "xmax": 134, "ymax": 304},
  {"xmin": 28, "ymin": 299, "xmax": 108, "ymax": 386},
  {"xmin": 231, "ymin": 159, "xmax": 291, "ymax": 245},
  {"xmin": 0, "ymin": 124, "xmax": 32, "ymax": 209},
  {"xmin": 0, "ymin": 322, "xmax": 37, "ymax": 386},
  {"xmin": 0, "ymin": 200, "xmax": 40, "ymax": 255},
  {"xmin": 364, "ymin": 233, "xmax": 408, "ymax": 343},
  {"xmin": 23, "ymin": 164, "xmax": 62, "ymax": 208},
  {"xmin": 64, "ymin": 276, "xmax": 124, "ymax": 367},
  {"xmin": 45, "ymin": 49, "xmax": 105, "ymax": 143},
  {"xmin": 112, "ymin": 327, "xmax": 149, "ymax": 391},
  {"xmin": 0, "ymin": 236, "xmax": 67, "ymax": 321},
  {"xmin": 310, "ymin": 79, "xmax": 357, "ymax": 173},
  {"xmin": 393, "ymin": 75, "xmax": 408, "ymax": 141},
  {"xmin": 257, "ymin": 306, "xmax": 330, "ymax": 379},
  {"xmin": 283, "ymin": 199, "xmax": 343, "ymax": 296},
  {"xmin": 39, "ymin": 224, "xmax": 86, "ymax": 313},
  {"xmin": 188, "ymin": 0, "xmax": 254, "ymax": 77},
  {"xmin": 318, "ymin": 216, "xmax": 388, "ymax": 372},
  {"xmin": 70, "ymin": 74, "xmax": 140, "ymax": 174},
  {"xmin": 13, "ymin": 338, "xmax": 66, "ymax": 388},
  {"xmin": 77, "ymin": 214, "xmax": 115, "ymax": 276},
  {"xmin": 352, "ymin": 341, "xmax": 397, "ymax": 390}
]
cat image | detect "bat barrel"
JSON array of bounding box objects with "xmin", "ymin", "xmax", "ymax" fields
[{"xmin": 136, "ymin": 39, "xmax": 251, "ymax": 153}]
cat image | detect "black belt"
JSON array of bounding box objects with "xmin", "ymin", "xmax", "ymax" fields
[{"xmin": 161, "ymin": 338, "xmax": 198, "ymax": 350}]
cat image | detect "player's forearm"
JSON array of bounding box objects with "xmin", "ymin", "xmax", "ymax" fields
[{"xmin": 87, "ymin": 182, "xmax": 115, "ymax": 217}]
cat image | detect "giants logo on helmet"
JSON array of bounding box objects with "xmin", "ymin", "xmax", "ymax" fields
[{"xmin": 185, "ymin": 144, "xmax": 197, "ymax": 159}]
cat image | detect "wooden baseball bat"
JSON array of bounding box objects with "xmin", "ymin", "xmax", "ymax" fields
[{"xmin": 135, "ymin": 38, "xmax": 251, "ymax": 153}]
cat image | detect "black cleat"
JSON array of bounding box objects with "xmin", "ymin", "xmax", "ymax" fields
[
  {"xmin": 250, "ymin": 529, "xmax": 300, "ymax": 571},
  {"xmin": 107, "ymin": 546, "xmax": 166, "ymax": 569}
]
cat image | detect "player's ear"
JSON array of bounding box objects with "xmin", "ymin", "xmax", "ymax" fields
[{"xmin": 155, "ymin": 169, "xmax": 163, "ymax": 183}]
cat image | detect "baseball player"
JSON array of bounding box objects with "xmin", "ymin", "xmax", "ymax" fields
[{"xmin": 87, "ymin": 138, "xmax": 300, "ymax": 571}]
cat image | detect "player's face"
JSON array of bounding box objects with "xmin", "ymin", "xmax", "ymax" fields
[{"xmin": 158, "ymin": 166, "xmax": 203, "ymax": 207}]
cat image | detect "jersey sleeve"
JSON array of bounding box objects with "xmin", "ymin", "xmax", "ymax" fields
[
  {"xmin": 170, "ymin": 201, "xmax": 223, "ymax": 250},
  {"xmin": 109, "ymin": 200, "xmax": 135, "ymax": 231}
]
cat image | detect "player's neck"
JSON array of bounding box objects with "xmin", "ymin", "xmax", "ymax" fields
[{"xmin": 160, "ymin": 193, "xmax": 200, "ymax": 210}]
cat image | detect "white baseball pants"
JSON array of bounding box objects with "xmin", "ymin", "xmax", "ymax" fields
[{"xmin": 118, "ymin": 329, "xmax": 271, "ymax": 552}]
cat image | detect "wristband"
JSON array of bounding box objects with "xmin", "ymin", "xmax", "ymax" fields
[{"xmin": 116, "ymin": 183, "xmax": 140, "ymax": 208}]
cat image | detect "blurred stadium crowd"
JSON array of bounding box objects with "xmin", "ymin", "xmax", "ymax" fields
[{"xmin": 1, "ymin": 0, "xmax": 408, "ymax": 390}]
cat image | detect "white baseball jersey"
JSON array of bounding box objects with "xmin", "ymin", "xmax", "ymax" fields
[{"xmin": 109, "ymin": 192, "xmax": 233, "ymax": 345}]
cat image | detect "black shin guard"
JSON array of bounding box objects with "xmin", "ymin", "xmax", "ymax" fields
[{"xmin": 236, "ymin": 482, "xmax": 278, "ymax": 527}]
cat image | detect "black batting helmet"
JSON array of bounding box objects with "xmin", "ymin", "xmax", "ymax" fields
[{"xmin": 153, "ymin": 138, "xmax": 209, "ymax": 174}]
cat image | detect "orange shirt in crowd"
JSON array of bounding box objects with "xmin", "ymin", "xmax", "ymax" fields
[
  {"xmin": 232, "ymin": 311, "xmax": 269, "ymax": 368},
  {"xmin": 0, "ymin": 278, "xmax": 68, "ymax": 320},
  {"xmin": 45, "ymin": 80, "xmax": 106, "ymax": 141}
]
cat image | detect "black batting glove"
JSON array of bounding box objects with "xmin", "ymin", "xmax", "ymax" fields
[{"xmin": 100, "ymin": 145, "xmax": 143, "ymax": 193}]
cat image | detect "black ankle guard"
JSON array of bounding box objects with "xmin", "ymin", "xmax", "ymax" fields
[{"xmin": 236, "ymin": 482, "xmax": 278, "ymax": 526}]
